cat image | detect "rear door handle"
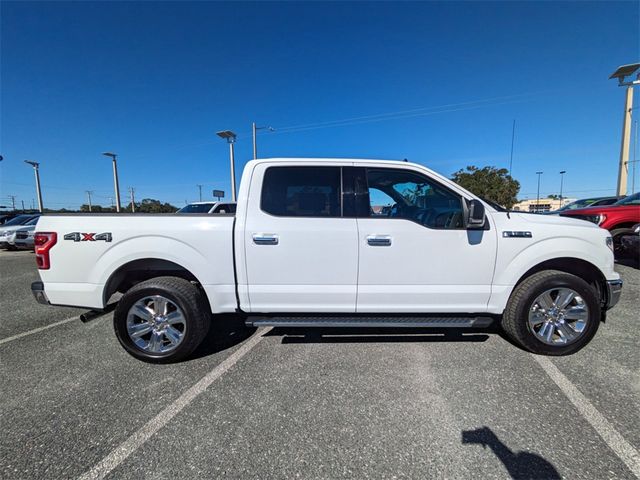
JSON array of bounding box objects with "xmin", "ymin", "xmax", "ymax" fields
[
  {"xmin": 366, "ymin": 235, "xmax": 392, "ymax": 246},
  {"xmin": 253, "ymin": 234, "xmax": 279, "ymax": 245}
]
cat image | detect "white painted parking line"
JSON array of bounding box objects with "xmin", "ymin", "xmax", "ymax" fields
[
  {"xmin": 533, "ymin": 355, "xmax": 640, "ymax": 478},
  {"xmin": 0, "ymin": 316, "xmax": 79, "ymax": 346},
  {"xmin": 77, "ymin": 327, "xmax": 272, "ymax": 480}
]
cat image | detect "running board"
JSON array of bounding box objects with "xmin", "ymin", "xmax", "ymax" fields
[{"xmin": 246, "ymin": 315, "xmax": 494, "ymax": 328}]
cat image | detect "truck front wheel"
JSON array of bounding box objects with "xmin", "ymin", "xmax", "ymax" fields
[
  {"xmin": 501, "ymin": 270, "xmax": 601, "ymax": 356},
  {"xmin": 113, "ymin": 276, "xmax": 211, "ymax": 363}
]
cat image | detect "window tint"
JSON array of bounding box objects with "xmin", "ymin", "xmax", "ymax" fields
[
  {"xmin": 261, "ymin": 167, "xmax": 341, "ymax": 217},
  {"xmin": 366, "ymin": 168, "xmax": 464, "ymax": 229},
  {"xmin": 2, "ymin": 215, "xmax": 37, "ymax": 226},
  {"xmin": 614, "ymin": 192, "xmax": 640, "ymax": 206},
  {"xmin": 212, "ymin": 203, "xmax": 236, "ymax": 214},
  {"xmin": 177, "ymin": 203, "xmax": 215, "ymax": 213}
]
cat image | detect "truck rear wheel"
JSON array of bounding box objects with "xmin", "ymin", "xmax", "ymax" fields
[
  {"xmin": 113, "ymin": 276, "xmax": 211, "ymax": 363},
  {"xmin": 501, "ymin": 270, "xmax": 601, "ymax": 356}
]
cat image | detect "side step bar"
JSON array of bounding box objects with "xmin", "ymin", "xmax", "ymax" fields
[{"xmin": 246, "ymin": 315, "xmax": 494, "ymax": 328}]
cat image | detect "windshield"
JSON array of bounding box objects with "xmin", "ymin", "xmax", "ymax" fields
[
  {"xmin": 2, "ymin": 215, "xmax": 36, "ymax": 226},
  {"xmin": 556, "ymin": 199, "xmax": 593, "ymax": 211},
  {"xmin": 614, "ymin": 192, "xmax": 640, "ymax": 206},
  {"xmin": 176, "ymin": 203, "xmax": 215, "ymax": 213}
]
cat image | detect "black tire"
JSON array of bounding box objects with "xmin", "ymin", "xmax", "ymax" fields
[
  {"xmin": 501, "ymin": 270, "xmax": 601, "ymax": 356},
  {"xmin": 114, "ymin": 276, "xmax": 211, "ymax": 363},
  {"xmin": 610, "ymin": 228, "xmax": 634, "ymax": 258}
]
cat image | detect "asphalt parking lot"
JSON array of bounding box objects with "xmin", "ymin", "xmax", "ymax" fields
[{"xmin": 1, "ymin": 250, "xmax": 639, "ymax": 479}]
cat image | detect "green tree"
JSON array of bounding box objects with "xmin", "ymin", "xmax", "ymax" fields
[
  {"xmin": 80, "ymin": 204, "xmax": 114, "ymax": 213},
  {"xmin": 451, "ymin": 166, "xmax": 520, "ymax": 209},
  {"xmin": 136, "ymin": 198, "xmax": 178, "ymax": 213}
]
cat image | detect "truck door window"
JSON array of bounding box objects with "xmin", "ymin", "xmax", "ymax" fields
[
  {"xmin": 366, "ymin": 168, "xmax": 464, "ymax": 229},
  {"xmin": 261, "ymin": 166, "xmax": 342, "ymax": 217}
]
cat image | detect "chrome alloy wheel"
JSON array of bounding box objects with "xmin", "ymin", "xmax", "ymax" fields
[
  {"xmin": 528, "ymin": 288, "xmax": 589, "ymax": 346},
  {"xmin": 126, "ymin": 295, "xmax": 187, "ymax": 353}
]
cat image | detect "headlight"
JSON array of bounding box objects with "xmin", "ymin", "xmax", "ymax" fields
[
  {"xmin": 606, "ymin": 237, "xmax": 614, "ymax": 252},
  {"xmin": 572, "ymin": 214, "xmax": 605, "ymax": 225}
]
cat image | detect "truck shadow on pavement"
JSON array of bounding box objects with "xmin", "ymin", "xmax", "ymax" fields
[
  {"xmin": 189, "ymin": 314, "xmax": 257, "ymax": 360},
  {"xmin": 462, "ymin": 427, "xmax": 561, "ymax": 479},
  {"xmin": 266, "ymin": 327, "xmax": 491, "ymax": 344},
  {"xmin": 616, "ymin": 257, "xmax": 640, "ymax": 270}
]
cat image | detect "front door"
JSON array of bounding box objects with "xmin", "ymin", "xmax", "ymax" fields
[
  {"xmin": 243, "ymin": 163, "xmax": 359, "ymax": 312},
  {"xmin": 355, "ymin": 166, "xmax": 498, "ymax": 313}
]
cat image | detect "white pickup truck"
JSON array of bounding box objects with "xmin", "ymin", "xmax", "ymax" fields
[{"xmin": 32, "ymin": 158, "xmax": 622, "ymax": 362}]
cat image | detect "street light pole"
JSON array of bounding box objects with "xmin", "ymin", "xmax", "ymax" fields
[
  {"xmin": 536, "ymin": 171, "xmax": 543, "ymax": 213},
  {"xmin": 24, "ymin": 161, "xmax": 43, "ymax": 212},
  {"xmin": 216, "ymin": 130, "xmax": 238, "ymax": 202},
  {"xmin": 197, "ymin": 184, "xmax": 203, "ymax": 202},
  {"xmin": 609, "ymin": 63, "xmax": 640, "ymax": 196},
  {"xmin": 102, "ymin": 152, "xmax": 121, "ymax": 212},
  {"xmin": 559, "ymin": 170, "xmax": 566, "ymax": 206}
]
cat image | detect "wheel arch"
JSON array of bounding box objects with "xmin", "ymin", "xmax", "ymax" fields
[
  {"xmin": 609, "ymin": 222, "xmax": 637, "ymax": 231},
  {"xmin": 513, "ymin": 257, "xmax": 607, "ymax": 304},
  {"xmin": 103, "ymin": 258, "xmax": 201, "ymax": 305}
]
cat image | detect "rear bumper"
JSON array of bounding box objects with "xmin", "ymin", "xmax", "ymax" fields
[
  {"xmin": 604, "ymin": 279, "xmax": 623, "ymax": 310},
  {"xmin": 31, "ymin": 281, "xmax": 50, "ymax": 305}
]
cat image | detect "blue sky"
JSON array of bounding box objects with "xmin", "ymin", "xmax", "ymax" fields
[{"xmin": 1, "ymin": 1, "xmax": 638, "ymax": 209}]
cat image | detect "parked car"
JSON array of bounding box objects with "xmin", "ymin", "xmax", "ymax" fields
[
  {"xmin": 0, "ymin": 213, "xmax": 20, "ymax": 225},
  {"xmin": 32, "ymin": 158, "xmax": 621, "ymax": 362},
  {"xmin": 176, "ymin": 201, "xmax": 236, "ymax": 214},
  {"xmin": 13, "ymin": 226, "xmax": 36, "ymax": 250},
  {"xmin": 559, "ymin": 192, "xmax": 640, "ymax": 256},
  {"xmin": 547, "ymin": 196, "xmax": 622, "ymax": 214},
  {"xmin": 0, "ymin": 215, "xmax": 40, "ymax": 249},
  {"xmin": 618, "ymin": 223, "xmax": 639, "ymax": 260}
]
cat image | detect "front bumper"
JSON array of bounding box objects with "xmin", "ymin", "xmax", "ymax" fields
[
  {"xmin": 31, "ymin": 281, "xmax": 50, "ymax": 305},
  {"xmin": 604, "ymin": 279, "xmax": 623, "ymax": 310}
]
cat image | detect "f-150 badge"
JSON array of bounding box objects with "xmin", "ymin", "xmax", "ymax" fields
[{"xmin": 64, "ymin": 232, "xmax": 112, "ymax": 242}]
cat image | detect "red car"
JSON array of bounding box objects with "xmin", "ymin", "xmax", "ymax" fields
[{"xmin": 560, "ymin": 192, "xmax": 640, "ymax": 255}]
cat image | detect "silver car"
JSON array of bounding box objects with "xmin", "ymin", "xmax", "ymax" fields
[
  {"xmin": 13, "ymin": 226, "xmax": 36, "ymax": 250},
  {"xmin": 0, "ymin": 215, "xmax": 39, "ymax": 249}
]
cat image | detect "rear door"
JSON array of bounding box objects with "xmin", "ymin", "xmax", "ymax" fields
[
  {"xmin": 243, "ymin": 163, "xmax": 359, "ymax": 312},
  {"xmin": 354, "ymin": 166, "xmax": 497, "ymax": 313}
]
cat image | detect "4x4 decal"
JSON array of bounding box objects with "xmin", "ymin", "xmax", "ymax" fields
[{"xmin": 64, "ymin": 232, "xmax": 112, "ymax": 242}]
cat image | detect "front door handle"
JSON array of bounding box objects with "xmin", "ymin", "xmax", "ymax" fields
[
  {"xmin": 366, "ymin": 235, "xmax": 392, "ymax": 246},
  {"xmin": 253, "ymin": 234, "xmax": 279, "ymax": 245}
]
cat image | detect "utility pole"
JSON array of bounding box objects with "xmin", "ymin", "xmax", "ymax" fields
[
  {"xmin": 129, "ymin": 187, "xmax": 136, "ymax": 212},
  {"xmin": 102, "ymin": 152, "xmax": 121, "ymax": 212},
  {"xmin": 252, "ymin": 122, "xmax": 275, "ymax": 160},
  {"xmin": 609, "ymin": 64, "xmax": 640, "ymax": 196},
  {"xmin": 509, "ymin": 119, "xmax": 516, "ymax": 176},
  {"xmin": 559, "ymin": 171, "xmax": 566, "ymax": 206},
  {"xmin": 21, "ymin": 200, "xmax": 25, "ymax": 211},
  {"xmin": 536, "ymin": 171, "xmax": 543, "ymax": 213},
  {"xmin": 252, "ymin": 122, "xmax": 257, "ymax": 160},
  {"xmin": 197, "ymin": 184, "xmax": 203, "ymax": 202},
  {"xmin": 7, "ymin": 195, "xmax": 16, "ymax": 210},
  {"xmin": 24, "ymin": 161, "xmax": 44, "ymax": 212},
  {"xmin": 86, "ymin": 190, "xmax": 93, "ymax": 212}
]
